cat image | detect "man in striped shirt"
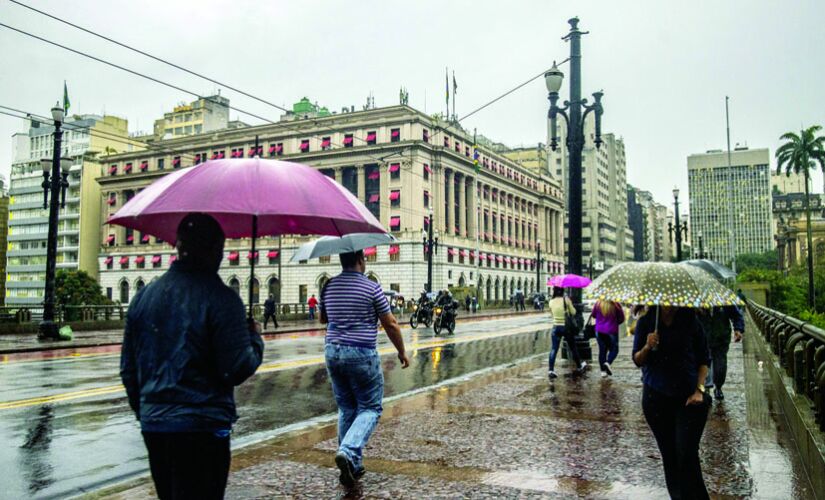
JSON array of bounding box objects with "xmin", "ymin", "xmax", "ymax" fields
[{"xmin": 320, "ymin": 249, "xmax": 409, "ymax": 488}]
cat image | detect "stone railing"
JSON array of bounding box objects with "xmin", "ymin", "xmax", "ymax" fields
[{"xmin": 748, "ymin": 300, "xmax": 825, "ymax": 430}]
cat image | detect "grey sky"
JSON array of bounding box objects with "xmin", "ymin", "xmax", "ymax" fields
[{"xmin": 1, "ymin": 0, "xmax": 823, "ymax": 206}]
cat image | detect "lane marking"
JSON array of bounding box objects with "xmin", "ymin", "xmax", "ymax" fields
[{"xmin": 0, "ymin": 324, "xmax": 550, "ymax": 411}]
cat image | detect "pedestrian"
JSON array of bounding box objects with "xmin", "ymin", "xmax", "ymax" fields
[
  {"xmin": 736, "ymin": 288, "xmax": 747, "ymax": 303},
  {"xmin": 464, "ymin": 295, "xmax": 471, "ymax": 312},
  {"xmin": 547, "ymin": 286, "xmax": 587, "ymax": 378},
  {"xmin": 472, "ymin": 295, "xmax": 478, "ymax": 313},
  {"xmin": 308, "ymin": 294, "xmax": 318, "ymax": 320},
  {"xmin": 593, "ymin": 300, "xmax": 624, "ymax": 377},
  {"xmin": 697, "ymin": 306, "xmax": 744, "ymax": 400},
  {"xmin": 320, "ymin": 249, "xmax": 410, "ymax": 487},
  {"xmin": 633, "ymin": 306, "xmax": 711, "ymax": 499},
  {"xmin": 263, "ymin": 293, "xmax": 279, "ymax": 330},
  {"xmin": 120, "ymin": 213, "xmax": 264, "ymax": 500}
]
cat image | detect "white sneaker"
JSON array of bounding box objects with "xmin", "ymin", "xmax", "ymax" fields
[
  {"xmin": 600, "ymin": 371, "xmax": 608, "ymax": 378},
  {"xmin": 579, "ymin": 361, "xmax": 588, "ymax": 371},
  {"xmin": 603, "ymin": 363, "xmax": 613, "ymax": 376},
  {"xmin": 548, "ymin": 371, "xmax": 558, "ymax": 379}
]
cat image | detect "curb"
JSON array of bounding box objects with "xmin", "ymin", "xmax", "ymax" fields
[{"xmin": 0, "ymin": 310, "xmax": 546, "ymax": 356}]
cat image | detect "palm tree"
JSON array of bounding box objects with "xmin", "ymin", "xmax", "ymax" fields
[{"xmin": 776, "ymin": 125, "xmax": 825, "ymax": 310}]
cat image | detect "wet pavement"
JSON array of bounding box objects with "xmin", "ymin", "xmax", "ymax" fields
[
  {"xmin": 105, "ymin": 313, "xmax": 817, "ymax": 499},
  {"xmin": 0, "ymin": 313, "xmax": 550, "ymax": 499}
]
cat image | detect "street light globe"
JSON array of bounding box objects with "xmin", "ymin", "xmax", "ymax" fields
[
  {"xmin": 544, "ymin": 64, "xmax": 564, "ymax": 93},
  {"xmin": 51, "ymin": 105, "xmax": 64, "ymax": 123},
  {"xmin": 672, "ymin": 186, "xmax": 680, "ymax": 199},
  {"xmin": 40, "ymin": 159, "xmax": 51, "ymax": 174},
  {"xmin": 61, "ymin": 158, "xmax": 73, "ymax": 174}
]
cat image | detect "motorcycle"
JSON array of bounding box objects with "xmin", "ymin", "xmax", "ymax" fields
[
  {"xmin": 432, "ymin": 301, "xmax": 457, "ymax": 335},
  {"xmin": 409, "ymin": 301, "xmax": 433, "ymax": 329}
]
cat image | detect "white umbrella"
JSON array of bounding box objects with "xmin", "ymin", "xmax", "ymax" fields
[{"xmin": 290, "ymin": 233, "xmax": 397, "ymax": 262}]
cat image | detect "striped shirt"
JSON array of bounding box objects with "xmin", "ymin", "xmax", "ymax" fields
[{"xmin": 321, "ymin": 271, "xmax": 391, "ymax": 349}]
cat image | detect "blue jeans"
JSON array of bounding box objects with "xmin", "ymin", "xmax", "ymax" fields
[
  {"xmin": 548, "ymin": 325, "xmax": 582, "ymax": 371},
  {"xmin": 309, "ymin": 307, "xmax": 316, "ymax": 319},
  {"xmin": 325, "ymin": 343, "xmax": 384, "ymax": 472},
  {"xmin": 596, "ymin": 333, "xmax": 619, "ymax": 367}
]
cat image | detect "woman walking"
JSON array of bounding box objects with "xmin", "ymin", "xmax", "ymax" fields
[
  {"xmin": 547, "ymin": 287, "xmax": 586, "ymax": 379},
  {"xmin": 593, "ymin": 300, "xmax": 624, "ymax": 377},
  {"xmin": 633, "ymin": 306, "xmax": 711, "ymax": 499}
]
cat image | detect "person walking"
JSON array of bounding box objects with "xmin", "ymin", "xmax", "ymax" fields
[
  {"xmin": 698, "ymin": 306, "xmax": 744, "ymax": 400},
  {"xmin": 547, "ymin": 286, "xmax": 586, "ymax": 378},
  {"xmin": 308, "ymin": 294, "xmax": 318, "ymax": 320},
  {"xmin": 320, "ymin": 250, "xmax": 410, "ymax": 487},
  {"xmin": 593, "ymin": 300, "xmax": 625, "ymax": 377},
  {"xmin": 120, "ymin": 213, "xmax": 264, "ymax": 500},
  {"xmin": 263, "ymin": 294, "xmax": 279, "ymax": 330},
  {"xmin": 633, "ymin": 306, "xmax": 711, "ymax": 499},
  {"xmin": 464, "ymin": 295, "xmax": 471, "ymax": 312}
]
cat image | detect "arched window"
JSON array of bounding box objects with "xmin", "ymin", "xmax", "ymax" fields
[
  {"xmin": 119, "ymin": 280, "xmax": 130, "ymax": 304},
  {"xmin": 458, "ymin": 275, "xmax": 466, "ymax": 287},
  {"xmin": 367, "ymin": 272, "xmax": 379, "ymax": 284},
  {"xmin": 268, "ymin": 277, "xmax": 280, "ymax": 303},
  {"xmin": 136, "ymin": 279, "xmax": 145, "ymax": 293},
  {"xmin": 229, "ymin": 278, "xmax": 240, "ymax": 296},
  {"xmin": 486, "ymin": 278, "xmax": 492, "ymax": 304},
  {"xmin": 318, "ymin": 275, "xmax": 330, "ymax": 295},
  {"xmin": 494, "ymin": 278, "xmax": 500, "ymax": 302},
  {"xmin": 250, "ymin": 278, "xmax": 260, "ymax": 304}
]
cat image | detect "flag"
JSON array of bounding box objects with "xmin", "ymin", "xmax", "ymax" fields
[
  {"xmin": 473, "ymin": 129, "xmax": 479, "ymax": 174},
  {"xmin": 445, "ymin": 68, "xmax": 449, "ymax": 105},
  {"xmin": 63, "ymin": 81, "xmax": 70, "ymax": 114},
  {"xmin": 453, "ymin": 71, "xmax": 457, "ymax": 95}
]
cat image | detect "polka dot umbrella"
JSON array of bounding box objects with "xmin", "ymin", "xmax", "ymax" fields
[{"xmin": 584, "ymin": 261, "xmax": 743, "ymax": 308}]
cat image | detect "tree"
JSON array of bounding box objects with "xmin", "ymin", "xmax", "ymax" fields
[
  {"xmin": 736, "ymin": 250, "xmax": 778, "ymax": 273},
  {"xmin": 776, "ymin": 125, "xmax": 825, "ymax": 310},
  {"xmin": 55, "ymin": 270, "xmax": 112, "ymax": 320}
]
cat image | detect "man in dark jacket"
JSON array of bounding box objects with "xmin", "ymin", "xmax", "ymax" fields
[
  {"xmin": 698, "ymin": 305, "xmax": 744, "ymax": 401},
  {"xmin": 264, "ymin": 294, "xmax": 278, "ymax": 329},
  {"xmin": 120, "ymin": 213, "xmax": 264, "ymax": 499}
]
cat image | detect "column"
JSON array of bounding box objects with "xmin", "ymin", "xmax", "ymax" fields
[
  {"xmin": 469, "ymin": 177, "xmax": 478, "ymax": 240},
  {"xmin": 334, "ymin": 167, "xmax": 343, "ymax": 185},
  {"xmin": 357, "ymin": 166, "xmax": 366, "ymax": 203},
  {"xmin": 446, "ymin": 170, "xmax": 455, "ymax": 235},
  {"xmin": 458, "ymin": 175, "xmax": 467, "ymax": 238},
  {"xmin": 379, "ymin": 163, "xmax": 389, "ymax": 229}
]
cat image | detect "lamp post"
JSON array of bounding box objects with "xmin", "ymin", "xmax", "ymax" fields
[
  {"xmin": 422, "ymin": 211, "xmax": 439, "ymax": 293},
  {"xmin": 39, "ymin": 104, "xmax": 72, "ymax": 340},
  {"xmin": 668, "ymin": 187, "xmax": 688, "ymax": 262},
  {"xmin": 696, "ymin": 230, "xmax": 705, "ymax": 259},
  {"xmin": 536, "ymin": 240, "xmax": 545, "ymax": 296}
]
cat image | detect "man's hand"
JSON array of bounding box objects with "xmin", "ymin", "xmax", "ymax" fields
[
  {"xmin": 734, "ymin": 331, "xmax": 743, "ymax": 343},
  {"xmin": 397, "ymin": 351, "xmax": 410, "ymax": 368},
  {"xmin": 646, "ymin": 332, "xmax": 660, "ymax": 350},
  {"xmin": 686, "ymin": 389, "xmax": 705, "ymax": 406}
]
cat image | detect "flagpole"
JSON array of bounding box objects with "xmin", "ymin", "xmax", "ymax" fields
[
  {"xmin": 474, "ymin": 129, "xmax": 480, "ymax": 305},
  {"xmin": 445, "ymin": 67, "xmax": 449, "ymax": 120},
  {"xmin": 452, "ymin": 70, "xmax": 456, "ymax": 121}
]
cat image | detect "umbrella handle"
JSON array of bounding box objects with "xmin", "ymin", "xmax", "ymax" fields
[
  {"xmin": 651, "ymin": 305, "xmax": 659, "ymax": 352},
  {"xmin": 248, "ymin": 215, "xmax": 258, "ymax": 320}
]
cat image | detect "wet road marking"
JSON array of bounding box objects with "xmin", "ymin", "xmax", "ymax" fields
[{"xmin": 0, "ymin": 324, "xmax": 549, "ymax": 411}]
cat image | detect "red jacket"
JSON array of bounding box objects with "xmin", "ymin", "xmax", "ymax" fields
[{"xmin": 308, "ymin": 297, "xmax": 318, "ymax": 308}]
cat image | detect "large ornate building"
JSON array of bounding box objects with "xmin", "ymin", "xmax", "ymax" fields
[{"xmin": 98, "ymin": 103, "xmax": 566, "ymax": 307}]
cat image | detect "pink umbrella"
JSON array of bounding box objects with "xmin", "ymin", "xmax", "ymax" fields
[
  {"xmin": 547, "ymin": 274, "xmax": 592, "ymax": 289},
  {"xmin": 108, "ymin": 158, "xmax": 385, "ymax": 316}
]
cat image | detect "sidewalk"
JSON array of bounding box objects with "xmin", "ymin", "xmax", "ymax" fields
[
  {"xmin": 100, "ymin": 315, "xmax": 814, "ymax": 499},
  {"xmin": 0, "ymin": 308, "xmax": 540, "ymax": 355}
]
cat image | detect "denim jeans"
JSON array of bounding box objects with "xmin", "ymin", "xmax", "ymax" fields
[
  {"xmin": 309, "ymin": 307, "xmax": 316, "ymax": 320},
  {"xmin": 548, "ymin": 325, "xmax": 582, "ymax": 371},
  {"xmin": 596, "ymin": 333, "xmax": 619, "ymax": 367},
  {"xmin": 325, "ymin": 343, "xmax": 384, "ymax": 472}
]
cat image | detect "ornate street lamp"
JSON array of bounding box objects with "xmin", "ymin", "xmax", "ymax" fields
[
  {"xmin": 668, "ymin": 187, "xmax": 688, "ymax": 262},
  {"xmin": 422, "ymin": 212, "xmax": 439, "ymax": 293},
  {"xmin": 547, "ymin": 17, "xmax": 604, "ymax": 330},
  {"xmin": 39, "ymin": 104, "xmax": 72, "ymax": 340}
]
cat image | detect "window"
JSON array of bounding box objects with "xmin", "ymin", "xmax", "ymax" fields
[
  {"xmin": 268, "ymin": 250, "xmax": 279, "ymax": 264},
  {"xmin": 152, "ymin": 255, "xmax": 162, "ymax": 268},
  {"xmin": 321, "ymin": 136, "xmax": 331, "ymax": 150},
  {"xmin": 390, "ymin": 128, "xmax": 400, "ymax": 142},
  {"xmin": 106, "ymin": 287, "xmax": 113, "ymax": 300},
  {"xmin": 444, "ymin": 137, "xmax": 450, "ymax": 147},
  {"xmin": 173, "ymin": 156, "xmax": 181, "ymax": 168},
  {"xmin": 228, "ymin": 251, "xmax": 240, "ymax": 266},
  {"xmin": 389, "ymin": 216, "xmax": 401, "ymax": 231},
  {"xmin": 448, "ymin": 270, "xmax": 452, "ymax": 279},
  {"xmin": 229, "ymin": 278, "xmax": 240, "ymax": 295},
  {"xmin": 251, "ymin": 278, "xmax": 260, "ymax": 304},
  {"xmin": 389, "ymin": 245, "xmax": 400, "ymax": 262},
  {"xmin": 119, "ymin": 281, "xmax": 130, "ymax": 304},
  {"xmin": 136, "ymin": 256, "xmax": 145, "ymax": 269},
  {"xmin": 300, "ymin": 139, "xmax": 310, "ymax": 152},
  {"xmin": 422, "ymin": 129, "xmax": 429, "ymax": 142},
  {"xmin": 157, "ymin": 158, "xmax": 165, "ymax": 169},
  {"xmin": 390, "ymin": 190, "xmax": 401, "ymax": 208},
  {"xmin": 319, "ymin": 255, "xmax": 331, "ymax": 264},
  {"xmin": 423, "ymin": 190, "xmax": 430, "ymax": 207},
  {"xmin": 389, "ymin": 163, "xmax": 400, "ymax": 180},
  {"xmin": 366, "ymin": 131, "xmax": 377, "ymax": 145},
  {"xmin": 298, "ymin": 285, "xmax": 308, "ymax": 304},
  {"xmin": 423, "ymin": 163, "xmax": 431, "ymax": 181},
  {"xmin": 125, "ymin": 228, "xmax": 134, "ymax": 246},
  {"xmin": 343, "ymin": 134, "xmax": 354, "ymax": 148}
]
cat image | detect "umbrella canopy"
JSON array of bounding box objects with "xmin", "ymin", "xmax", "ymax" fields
[
  {"xmin": 290, "ymin": 233, "xmax": 397, "ymax": 262},
  {"xmin": 585, "ymin": 261, "xmax": 743, "ymax": 308},
  {"xmin": 107, "ymin": 158, "xmax": 385, "ymax": 242},
  {"xmin": 547, "ymin": 274, "xmax": 592, "ymax": 289},
  {"xmin": 680, "ymin": 259, "xmax": 736, "ymax": 281}
]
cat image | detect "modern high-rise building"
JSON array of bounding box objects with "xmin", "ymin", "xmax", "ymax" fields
[
  {"xmin": 0, "ymin": 177, "xmax": 8, "ymax": 305},
  {"xmin": 687, "ymin": 147, "xmax": 772, "ymax": 267},
  {"xmin": 549, "ymin": 117, "xmax": 633, "ymax": 273},
  {"xmin": 6, "ymin": 114, "xmax": 144, "ymax": 306},
  {"xmin": 99, "ymin": 101, "xmax": 566, "ymax": 305},
  {"xmin": 153, "ymin": 94, "xmax": 230, "ymax": 139}
]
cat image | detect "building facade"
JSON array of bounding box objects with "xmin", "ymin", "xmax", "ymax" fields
[
  {"xmin": 549, "ymin": 117, "xmax": 633, "ymax": 273},
  {"xmin": 687, "ymin": 147, "xmax": 772, "ymax": 267},
  {"xmin": 153, "ymin": 95, "xmax": 230, "ymax": 139},
  {"xmin": 98, "ymin": 104, "xmax": 566, "ymax": 306},
  {"xmin": 6, "ymin": 114, "xmax": 143, "ymax": 305},
  {"xmin": 0, "ymin": 178, "xmax": 8, "ymax": 305}
]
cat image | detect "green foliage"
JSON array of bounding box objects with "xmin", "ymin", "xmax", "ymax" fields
[
  {"xmin": 775, "ymin": 125, "xmax": 825, "ymax": 179},
  {"xmin": 736, "ymin": 250, "xmax": 778, "ymax": 272},
  {"xmin": 797, "ymin": 310, "xmax": 825, "ymax": 330},
  {"xmin": 55, "ymin": 270, "xmax": 112, "ymax": 320},
  {"xmin": 738, "ymin": 263, "xmax": 824, "ymax": 320}
]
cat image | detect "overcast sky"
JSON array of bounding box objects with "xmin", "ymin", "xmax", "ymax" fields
[{"xmin": 1, "ymin": 0, "xmax": 823, "ymax": 205}]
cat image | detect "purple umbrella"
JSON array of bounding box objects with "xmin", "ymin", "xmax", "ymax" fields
[
  {"xmin": 547, "ymin": 274, "xmax": 592, "ymax": 289},
  {"xmin": 108, "ymin": 158, "xmax": 385, "ymax": 316}
]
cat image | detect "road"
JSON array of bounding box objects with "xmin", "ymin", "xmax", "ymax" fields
[{"xmin": 0, "ymin": 313, "xmax": 552, "ymax": 499}]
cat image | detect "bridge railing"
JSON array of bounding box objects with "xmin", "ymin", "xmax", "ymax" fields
[{"xmin": 748, "ymin": 300, "xmax": 825, "ymax": 430}]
